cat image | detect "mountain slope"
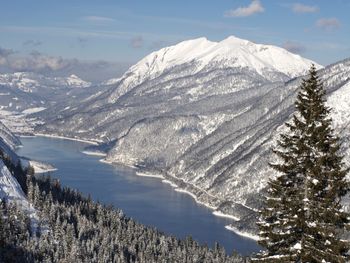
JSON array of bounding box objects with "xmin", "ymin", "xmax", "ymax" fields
[
  {"xmin": 104, "ymin": 59, "xmax": 350, "ymax": 235},
  {"xmin": 0, "ymin": 122, "xmax": 40, "ymax": 233},
  {"xmin": 34, "ymin": 36, "xmax": 340, "ymax": 235},
  {"xmin": 104, "ymin": 36, "xmax": 321, "ymax": 104},
  {"xmin": 0, "ymin": 72, "xmax": 91, "ymax": 92},
  {"xmin": 0, "ymin": 120, "xmax": 21, "ymax": 150},
  {"xmin": 0, "ymin": 123, "xmax": 28, "ymax": 207},
  {"xmin": 0, "ymin": 72, "xmax": 112, "ymax": 135},
  {"xmin": 0, "ymin": 159, "xmax": 26, "ymax": 204},
  {"xmin": 37, "ymin": 35, "xmax": 321, "ymax": 142},
  {"xmin": 0, "ymin": 72, "xmax": 93, "ymax": 113}
]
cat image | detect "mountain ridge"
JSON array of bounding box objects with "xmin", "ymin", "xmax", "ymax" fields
[
  {"xmin": 105, "ymin": 35, "xmax": 322, "ymax": 104},
  {"xmin": 0, "ymin": 72, "xmax": 91, "ymax": 92},
  {"xmin": 33, "ymin": 37, "xmax": 350, "ymax": 237}
]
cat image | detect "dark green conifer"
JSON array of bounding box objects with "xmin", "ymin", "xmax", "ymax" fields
[{"xmin": 255, "ymin": 65, "xmax": 350, "ymax": 262}]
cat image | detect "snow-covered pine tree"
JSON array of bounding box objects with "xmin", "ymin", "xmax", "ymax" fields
[{"xmin": 254, "ymin": 65, "xmax": 350, "ymax": 262}]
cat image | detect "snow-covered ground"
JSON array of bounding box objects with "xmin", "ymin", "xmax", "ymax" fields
[
  {"xmin": 0, "ymin": 109, "xmax": 42, "ymax": 135},
  {"xmin": 212, "ymin": 211, "xmax": 240, "ymax": 221},
  {"xmin": 225, "ymin": 225, "xmax": 260, "ymax": 241},
  {"xmin": 0, "ymin": 160, "xmax": 39, "ymax": 232},
  {"xmin": 28, "ymin": 160, "xmax": 57, "ymax": 174},
  {"xmin": 22, "ymin": 107, "xmax": 46, "ymax": 114},
  {"xmin": 135, "ymin": 171, "xmax": 164, "ymax": 179},
  {"xmin": 65, "ymin": 74, "xmax": 91, "ymax": 88},
  {"xmin": 81, "ymin": 150, "xmax": 107, "ymax": 157},
  {"xmin": 161, "ymin": 179, "xmax": 178, "ymax": 188},
  {"xmin": 0, "ymin": 72, "xmax": 91, "ymax": 92}
]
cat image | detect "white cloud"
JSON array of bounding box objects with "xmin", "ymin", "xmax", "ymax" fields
[
  {"xmin": 316, "ymin": 18, "xmax": 341, "ymax": 31},
  {"xmin": 82, "ymin": 16, "xmax": 115, "ymax": 23},
  {"xmin": 0, "ymin": 48, "xmax": 84, "ymax": 72},
  {"xmin": 0, "ymin": 46, "xmax": 131, "ymax": 82},
  {"xmin": 7, "ymin": 52, "xmax": 73, "ymax": 71},
  {"xmin": 292, "ymin": 3, "xmax": 319, "ymax": 13},
  {"xmin": 224, "ymin": 0, "xmax": 264, "ymax": 17}
]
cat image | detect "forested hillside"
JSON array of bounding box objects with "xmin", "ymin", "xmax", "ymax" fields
[{"xmin": 0, "ymin": 159, "xmax": 248, "ymax": 263}]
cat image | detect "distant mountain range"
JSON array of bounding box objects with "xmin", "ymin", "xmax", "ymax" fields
[
  {"xmin": 0, "ymin": 71, "xmax": 111, "ymax": 114},
  {"xmin": 0, "ymin": 72, "xmax": 91, "ymax": 92},
  {"xmin": 4, "ymin": 35, "xmax": 350, "ymax": 236}
]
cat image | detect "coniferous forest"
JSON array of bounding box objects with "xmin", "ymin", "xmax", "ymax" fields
[{"xmin": 0, "ymin": 163, "xmax": 247, "ymax": 263}]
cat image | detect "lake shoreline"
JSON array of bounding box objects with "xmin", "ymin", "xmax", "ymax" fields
[
  {"xmin": 32, "ymin": 133, "xmax": 99, "ymax": 145},
  {"xmin": 22, "ymin": 134, "xmax": 259, "ymax": 243},
  {"xmin": 16, "ymin": 136, "xmax": 260, "ymax": 255},
  {"xmin": 103, "ymin": 160, "xmax": 258, "ymax": 241}
]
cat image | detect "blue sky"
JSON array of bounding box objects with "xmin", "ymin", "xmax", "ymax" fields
[{"xmin": 0, "ymin": 0, "xmax": 349, "ymax": 80}]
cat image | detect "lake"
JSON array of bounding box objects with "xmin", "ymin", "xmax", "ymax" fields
[{"xmin": 16, "ymin": 136, "xmax": 260, "ymax": 256}]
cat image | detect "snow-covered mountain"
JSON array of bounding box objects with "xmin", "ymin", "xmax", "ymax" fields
[
  {"xmin": 37, "ymin": 35, "xmax": 321, "ymax": 138},
  {"xmin": 0, "ymin": 71, "xmax": 109, "ymax": 120},
  {"xmin": 102, "ymin": 36, "xmax": 321, "ymax": 104},
  {"xmin": 0, "ymin": 72, "xmax": 91, "ymax": 92},
  {"xmin": 0, "ymin": 72, "xmax": 90, "ymax": 136},
  {"xmin": 35, "ymin": 36, "xmax": 350, "ymax": 236},
  {"xmin": 129, "ymin": 36, "xmax": 319, "ymax": 79},
  {"xmin": 0, "ymin": 72, "xmax": 91, "ymax": 113}
]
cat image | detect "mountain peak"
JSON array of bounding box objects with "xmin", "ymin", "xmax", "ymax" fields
[
  {"xmin": 66, "ymin": 74, "xmax": 91, "ymax": 88},
  {"xmin": 220, "ymin": 35, "xmax": 252, "ymax": 46},
  {"xmin": 179, "ymin": 36, "xmax": 210, "ymax": 44},
  {"xmin": 123, "ymin": 36, "xmax": 322, "ymax": 88}
]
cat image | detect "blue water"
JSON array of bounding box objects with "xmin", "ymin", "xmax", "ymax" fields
[{"xmin": 16, "ymin": 136, "xmax": 260, "ymax": 256}]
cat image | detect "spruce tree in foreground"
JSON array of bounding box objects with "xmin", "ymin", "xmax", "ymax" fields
[{"xmin": 255, "ymin": 65, "xmax": 350, "ymax": 262}]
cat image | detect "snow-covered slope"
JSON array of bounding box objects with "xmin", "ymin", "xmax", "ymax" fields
[
  {"xmin": 0, "ymin": 122, "xmax": 27, "ymax": 203},
  {"xmin": 131, "ymin": 36, "xmax": 320, "ymax": 80},
  {"xmin": 105, "ymin": 36, "xmax": 321, "ymax": 103},
  {"xmin": 0, "ymin": 72, "xmax": 91, "ymax": 92},
  {"xmin": 0, "ymin": 71, "xmax": 110, "ymax": 135},
  {"xmin": 0, "ymin": 71, "xmax": 93, "ymax": 113},
  {"xmin": 102, "ymin": 77, "xmax": 122, "ymax": 86},
  {"xmin": 0, "ymin": 120, "xmax": 21, "ymax": 150},
  {"xmin": 65, "ymin": 74, "xmax": 91, "ymax": 88},
  {"xmin": 38, "ymin": 35, "xmax": 321, "ymax": 139},
  {"xmin": 0, "ymin": 152, "xmax": 38, "ymax": 232},
  {"xmin": 0, "ymin": 159, "xmax": 26, "ymax": 202},
  {"xmin": 166, "ymin": 59, "xmax": 350, "ymax": 234},
  {"xmin": 0, "ymin": 120, "xmax": 21, "ymax": 166},
  {"xmin": 0, "ymin": 122, "xmax": 39, "ymax": 231}
]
